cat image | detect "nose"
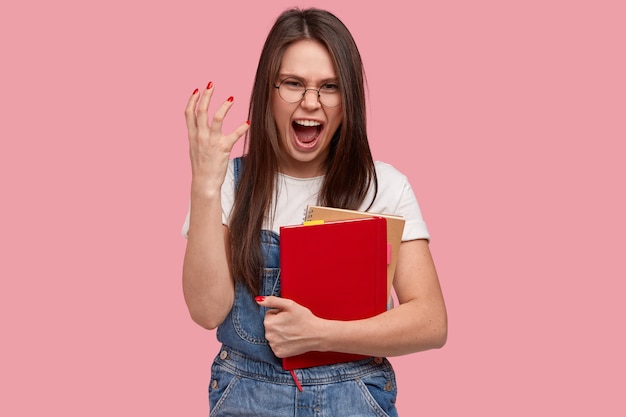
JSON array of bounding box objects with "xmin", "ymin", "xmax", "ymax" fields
[{"xmin": 300, "ymin": 88, "xmax": 321, "ymax": 110}]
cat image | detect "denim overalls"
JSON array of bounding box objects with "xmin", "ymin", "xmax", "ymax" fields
[{"xmin": 208, "ymin": 157, "xmax": 398, "ymax": 417}]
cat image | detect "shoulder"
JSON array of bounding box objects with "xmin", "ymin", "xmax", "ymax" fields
[
  {"xmin": 362, "ymin": 161, "xmax": 414, "ymax": 212},
  {"xmin": 374, "ymin": 160, "xmax": 407, "ymax": 177},
  {"xmin": 374, "ymin": 160, "xmax": 410, "ymax": 187},
  {"xmin": 366, "ymin": 161, "xmax": 430, "ymax": 241}
]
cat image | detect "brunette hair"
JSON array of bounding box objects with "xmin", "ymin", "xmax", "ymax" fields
[{"xmin": 230, "ymin": 7, "xmax": 378, "ymax": 295}]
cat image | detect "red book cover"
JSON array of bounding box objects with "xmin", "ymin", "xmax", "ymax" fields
[{"xmin": 279, "ymin": 217, "xmax": 388, "ymax": 370}]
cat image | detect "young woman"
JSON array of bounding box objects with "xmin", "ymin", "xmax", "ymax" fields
[{"xmin": 182, "ymin": 7, "xmax": 447, "ymax": 416}]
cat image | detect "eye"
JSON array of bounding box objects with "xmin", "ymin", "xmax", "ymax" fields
[
  {"xmin": 320, "ymin": 83, "xmax": 339, "ymax": 93},
  {"xmin": 282, "ymin": 79, "xmax": 304, "ymax": 89}
]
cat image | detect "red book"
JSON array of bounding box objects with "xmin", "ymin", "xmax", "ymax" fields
[{"xmin": 279, "ymin": 217, "xmax": 388, "ymax": 370}]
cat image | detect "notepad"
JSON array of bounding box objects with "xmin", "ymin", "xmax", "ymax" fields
[{"xmin": 279, "ymin": 216, "xmax": 388, "ymax": 370}]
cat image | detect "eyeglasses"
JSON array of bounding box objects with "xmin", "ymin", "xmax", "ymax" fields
[{"xmin": 273, "ymin": 78, "xmax": 341, "ymax": 107}]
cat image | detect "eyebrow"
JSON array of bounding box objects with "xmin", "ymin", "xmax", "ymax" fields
[{"xmin": 278, "ymin": 74, "xmax": 339, "ymax": 84}]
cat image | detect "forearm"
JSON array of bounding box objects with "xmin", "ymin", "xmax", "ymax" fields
[
  {"xmin": 319, "ymin": 298, "xmax": 447, "ymax": 357},
  {"xmin": 260, "ymin": 240, "xmax": 448, "ymax": 359},
  {"xmin": 182, "ymin": 186, "xmax": 234, "ymax": 329}
]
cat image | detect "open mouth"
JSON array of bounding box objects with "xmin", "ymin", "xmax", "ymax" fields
[{"xmin": 293, "ymin": 120, "xmax": 322, "ymax": 147}]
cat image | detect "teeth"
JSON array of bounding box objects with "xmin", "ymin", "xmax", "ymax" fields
[{"xmin": 294, "ymin": 120, "xmax": 321, "ymax": 127}]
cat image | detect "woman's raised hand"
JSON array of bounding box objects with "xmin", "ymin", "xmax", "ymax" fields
[{"xmin": 184, "ymin": 82, "xmax": 250, "ymax": 193}]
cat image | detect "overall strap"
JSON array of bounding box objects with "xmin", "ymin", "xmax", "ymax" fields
[{"xmin": 233, "ymin": 156, "xmax": 245, "ymax": 189}]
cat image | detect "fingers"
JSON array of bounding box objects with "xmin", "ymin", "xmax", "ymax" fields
[
  {"xmin": 255, "ymin": 295, "xmax": 294, "ymax": 312},
  {"xmin": 184, "ymin": 88, "xmax": 201, "ymax": 134},
  {"xmin": 195, "ymin": 82, "xmax": 215, "ymax": 129},
  {"xmin": 207, "ymin": 96, "xmax": 249, "ymax": 150},
  {"xmin": 185, "ymin": 82, "xmax": 248, "ymax": 142},
  {"xmin": 208, "ymin": 95, "xmax": 235, "ymax": 136}
]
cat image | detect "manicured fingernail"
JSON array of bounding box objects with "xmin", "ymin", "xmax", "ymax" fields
[
  {"xmin": 206, "ymin": 81, "xmax": 213, "ymax": 90},
  {"xmin": 192, "ymin": 88, "xmax": 199, "ymax": 95},
  {"xmin": 246, "ymin": 120, "xmax": 250, "ymax": 125},
  {"xmin": 254, "ymin": 296, "xmax": 265, "ymax": 302},
  {"xmin": 227, "ymin": 96, "xmax": 234, "ymax": 102}
]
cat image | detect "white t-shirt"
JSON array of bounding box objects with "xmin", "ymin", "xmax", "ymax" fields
[{"xmin": 182, "ymin": 159, "xmax": 430, "ymax": 241}]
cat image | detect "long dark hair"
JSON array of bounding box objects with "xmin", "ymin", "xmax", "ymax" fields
[{"xmin": 230, "ymin": 7, "xmax": 378, "ymax": 295}]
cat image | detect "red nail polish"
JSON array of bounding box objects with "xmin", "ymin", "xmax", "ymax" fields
[
  {"xmin": 246, "ymin": 120, "xmax": 250, "ymax": 125},
  {"xmin": 227, "ymin": 96, "xmax": 234, "ymax": 102},
  {"xmin": 192, "ymin": 88, "xmax": 199, "ymax": 95},
  {"xmin": 255, "ymin": 296, "xmax": 265, "ymax": 302},
  {"xmin": 206, "ymin": 81, "xmax": 213, "ymax": 90}
]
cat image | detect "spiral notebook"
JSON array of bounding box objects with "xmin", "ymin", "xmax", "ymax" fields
[{"xmin": 279, "ymin": 216, "xmax": 388, "ymax": 370}]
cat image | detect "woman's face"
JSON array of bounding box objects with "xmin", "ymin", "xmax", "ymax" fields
[{"xmin": 271, "ymin": 39, "xmax": 343, "ymax": 178}]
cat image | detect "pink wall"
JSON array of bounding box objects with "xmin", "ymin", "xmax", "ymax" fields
[{"xmin": 1, "ymin": 0, "xmax": 624, "ymax": 415}]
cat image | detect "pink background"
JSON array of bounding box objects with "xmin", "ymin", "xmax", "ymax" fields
[{"xmin": 1, "ymin": 0, "xmax": 624, "ymax": 415}]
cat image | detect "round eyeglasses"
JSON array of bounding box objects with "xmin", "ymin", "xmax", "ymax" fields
[{"xmin": 273, "ymin": 78, "xmax": 341, "ymax": 107}]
